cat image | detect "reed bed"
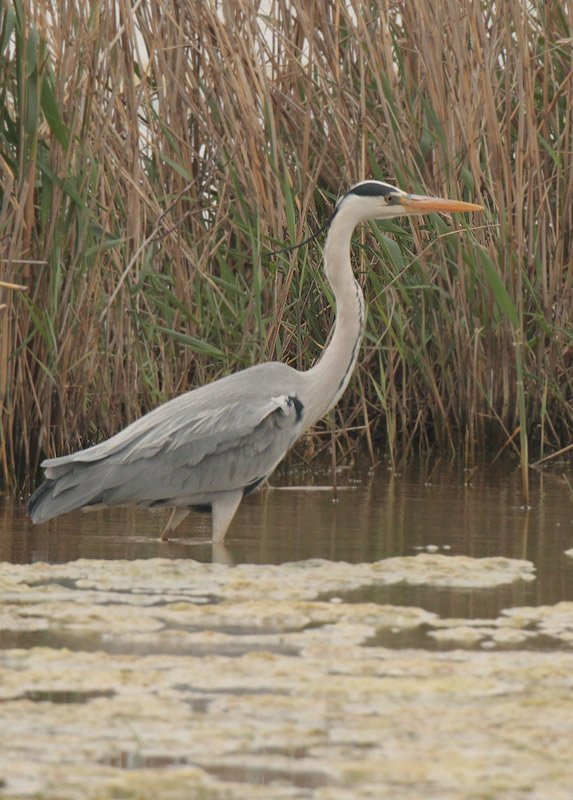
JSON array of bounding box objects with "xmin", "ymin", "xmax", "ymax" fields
[{"xmin": 0, "ymin": 0, "xmax": 571, "ymax": 491}]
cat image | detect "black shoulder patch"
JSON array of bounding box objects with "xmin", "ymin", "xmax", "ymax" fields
[{"xmin": 288, "ymin": 395, "xmax": 304, "ymax": 423}]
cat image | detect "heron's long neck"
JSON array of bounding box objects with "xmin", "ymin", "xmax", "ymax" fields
[{"xmin": 303, "ymin": 212, "xmax": 365, "ymax": 424}]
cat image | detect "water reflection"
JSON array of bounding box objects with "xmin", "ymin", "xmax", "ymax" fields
[{"xmin": 1, "ymin": 456, "xmax": 572, "ymax": 616}]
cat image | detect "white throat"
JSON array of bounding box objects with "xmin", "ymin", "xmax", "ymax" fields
[{"xmin": 302, "ymin": 207, "xmax": 366, "ymax": 425}]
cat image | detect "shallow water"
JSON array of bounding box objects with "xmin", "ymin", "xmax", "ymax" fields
[
  {"xmin": 1, "ymin": 455, "xmax": 573, "ymax": 799},
  {"xmin": 2, "ymin": 455, "xmax": 572, "ymax": 620}
]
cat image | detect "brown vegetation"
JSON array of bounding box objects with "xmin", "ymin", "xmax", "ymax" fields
[{"xmin": 0, "ymin": 0, "xmax": 571, "ymax": 489}]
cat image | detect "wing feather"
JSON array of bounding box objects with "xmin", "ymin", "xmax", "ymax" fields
[
  {"xmin": 43, "ymin": 365, "xmax": 298, "ymax": 473},
  {"xmin": 31, "ymin": 363, "xmax": 306, "ymax": 521}
]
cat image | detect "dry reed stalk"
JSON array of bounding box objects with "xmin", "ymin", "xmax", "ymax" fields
[{"xmin": 0, "ymin": 0, "xmax": 571, "ymax": 489}]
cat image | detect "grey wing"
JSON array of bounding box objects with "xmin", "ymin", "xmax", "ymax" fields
[
  {"xmin": 106, "ymin": 392, "xmax": 304, "ymax": 505},
  {"xmin": 31, "ymin": 376, "xmax": 305, "ymax": 520}
]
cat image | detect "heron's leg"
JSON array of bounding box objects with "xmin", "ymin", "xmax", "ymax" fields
[
  {"xmin": 211, "ymin": 491, "xmax": 243, "ymax": 542},
  {"xmin": 161, "ymin": 507, "xmax": 190, "ymax": 541}
]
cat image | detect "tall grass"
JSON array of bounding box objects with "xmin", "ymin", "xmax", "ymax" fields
[{"xmin": 0, "ymin": 0, "xmax": 571, "ymax": 491}]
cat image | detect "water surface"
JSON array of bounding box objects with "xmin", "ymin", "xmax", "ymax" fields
[
  {"xmin": 1, "ymin": 455, "xmax": 573, "ymax": 799},
  {"xmin": 2, "ymin": 455, "xmax": 572, "ymax": 620}
]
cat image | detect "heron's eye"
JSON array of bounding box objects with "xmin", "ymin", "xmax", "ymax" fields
[{"xmin": 386, "ymin": 194, "xmax": 400, "ymax": 204}]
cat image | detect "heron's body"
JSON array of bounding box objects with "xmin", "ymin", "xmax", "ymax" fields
[{"xmin": 28, "ymin": 180, "xmax": 481, "ymax": 541}]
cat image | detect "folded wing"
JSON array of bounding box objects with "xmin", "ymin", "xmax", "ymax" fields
[{"xmin": 29, "ymin": 364, "xmax": 305, "ymax": 522}]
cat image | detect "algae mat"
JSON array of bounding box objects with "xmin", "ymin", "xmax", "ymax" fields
[{"xmin": 1, "ymin": 554, "xmax": 573, "ymax": 799}]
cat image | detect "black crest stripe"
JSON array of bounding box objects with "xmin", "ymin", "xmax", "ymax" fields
[{"xmin": 348, "ymin": 181, "xmax": 396, "ymax": 198}]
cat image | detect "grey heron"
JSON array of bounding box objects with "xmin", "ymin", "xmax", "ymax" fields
[{"xmin": 28, "ymin": 180, "xmax": 482, "ymax": 541}]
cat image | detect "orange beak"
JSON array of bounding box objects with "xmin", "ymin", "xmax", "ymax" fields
[{"xmin": 398, "ymin": 194, "xmax": 484, "ymax": 214}]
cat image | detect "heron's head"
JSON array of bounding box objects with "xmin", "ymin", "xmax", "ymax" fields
[{"xmin": 335, "ymin": 180, "xmax": 483, "ymax": 223}]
